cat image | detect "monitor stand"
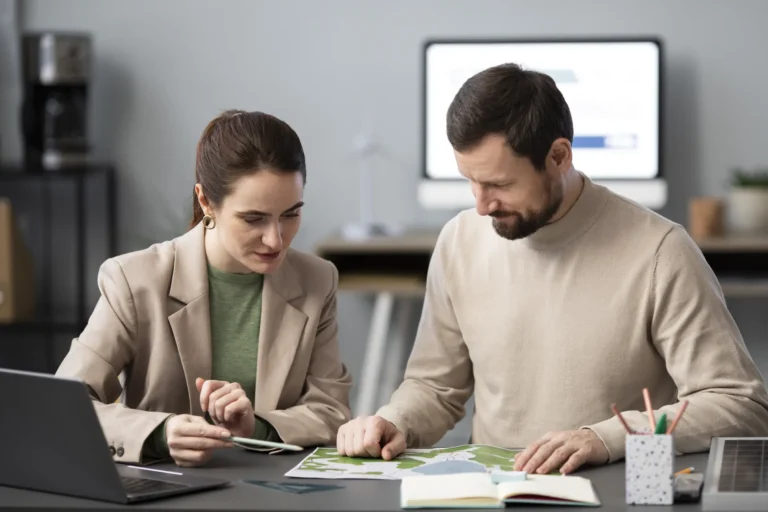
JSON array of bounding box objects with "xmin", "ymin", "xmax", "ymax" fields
[{"xmin": 417, "ymin": 178, "xmax": 668, "ymax": 211}]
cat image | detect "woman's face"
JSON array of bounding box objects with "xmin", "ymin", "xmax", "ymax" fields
[{"xmin": 203, "ymin": 169, "xmax": 304, "ymax": 274}]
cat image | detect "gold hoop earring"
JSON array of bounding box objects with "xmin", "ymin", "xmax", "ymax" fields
[{"xmin": 202, "ymin": 215, "xmax": 216, "ymax": 229}]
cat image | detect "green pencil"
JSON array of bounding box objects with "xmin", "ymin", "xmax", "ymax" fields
[{"xmin": 654, "ymin": 413, "xmax": 667, "ymax": 435}]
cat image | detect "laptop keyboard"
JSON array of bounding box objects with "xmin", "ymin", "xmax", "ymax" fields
[{"xmin": 121, "ymin": 476, "xmax": 190, "ymax": 496}]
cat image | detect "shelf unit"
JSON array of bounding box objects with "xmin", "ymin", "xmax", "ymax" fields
[{"xmin": 0, "ymin": 163, "xmax": 116, "ymax": 371}]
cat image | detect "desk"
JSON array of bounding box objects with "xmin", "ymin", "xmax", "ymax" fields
[
  {"xmin": 316, "ymin": 230, "xmax": 768, "ymax": 416},
  {"xmin": 316, "ymin": 231, "xmax": 437, "ymax": 416},
  {"xmin": 0, "ymin": 448, "xmax": 709, "ymax": 510}
]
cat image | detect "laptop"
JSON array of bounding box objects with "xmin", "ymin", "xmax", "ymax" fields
[{"xmin": 0, "ymin": 368, "xmax": 230, "ymax": 504}]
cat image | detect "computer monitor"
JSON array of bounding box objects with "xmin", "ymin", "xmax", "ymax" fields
[{"xmin": 419, "ymin": 38, "xmax": 666, "ymax": 210}]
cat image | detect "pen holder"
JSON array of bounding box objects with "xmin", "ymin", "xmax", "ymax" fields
[{"xmin": 625, "ymin": 434, "xmax": 674, "ymax": 505}]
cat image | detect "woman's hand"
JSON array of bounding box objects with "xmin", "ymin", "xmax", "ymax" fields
[
  {"xmin": 195, "ymin": 378, "xmax": 256, "ymax": 438},
  {"xmin": 165, "ymin": 414, "xmax": 233, "ymax": 467}
]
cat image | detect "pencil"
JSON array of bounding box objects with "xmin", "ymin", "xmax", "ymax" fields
[
  {"xmin": 642, "ymin": 388, "xmax": 656, "ymax": 433},
  {"xmin": 666, "ymin": 400, "xmax": 689, "ymax": 435},
  {"xmin": 674, "ymin": 467, "xmax": 694, "ymax": 477},
  {"xmin": 227, "ymin": 436, "xmax": 303, "ymax": 452},
  {"xmin": 611, "ymin": 403, "xmax": 634, "ymax": 434}
]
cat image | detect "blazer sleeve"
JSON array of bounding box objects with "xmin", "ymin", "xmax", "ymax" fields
[
  {"xmin": 56, "ymin": 258, "xmax": 172, "ymax": 464},
  {"xmin": 256, "ymin": 262, "xmax": 353, "ymax": 447}
]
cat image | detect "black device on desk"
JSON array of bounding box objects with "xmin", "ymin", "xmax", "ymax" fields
[
  {"xmin": 21, "ymin": 32, "xmax": 91, "ymax": 170},
  {"xmin": 0, "ymin": 368, "xmax": 229, "ymax": 504}
]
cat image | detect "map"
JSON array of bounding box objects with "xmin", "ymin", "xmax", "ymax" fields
[{"xmin": 284, "ymin": 444, "xmax": 520, "ymax": 480}]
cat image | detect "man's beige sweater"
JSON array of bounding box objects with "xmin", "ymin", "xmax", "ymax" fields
[{"xmin": 378, "ymin": 175, "xmax": 768, "ymax": 462}]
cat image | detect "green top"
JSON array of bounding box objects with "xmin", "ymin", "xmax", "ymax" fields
[
  {"xmin": 142, "ymin": 264, "xmax": 279, "ymax": 461},
  {"xmin": 207, "ymin": 264, "xmax": 264, "ymax": 405}
]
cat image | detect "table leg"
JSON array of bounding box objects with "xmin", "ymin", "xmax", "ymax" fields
[
  {"xmin": 354, "ymin": 292, "xmax": 394, "ymax": 416},
  {"xmin": 378, "ymin": 297, "xmax": 418, "ymax": 405}
]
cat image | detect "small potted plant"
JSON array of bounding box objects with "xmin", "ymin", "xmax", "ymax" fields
[{"xmin": 728, "ymin": 167, "xmax": 768, "ymax": 233}]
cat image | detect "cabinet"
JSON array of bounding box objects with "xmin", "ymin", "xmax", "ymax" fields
[{"xmin": 0, "ymin": 164, "xmax": 116, "ymax": 371}]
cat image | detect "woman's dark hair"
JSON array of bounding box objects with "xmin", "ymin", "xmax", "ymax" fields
[
  {"xmin": 190, "ymin": 109, "xmax": 307, "ymax": 229},
  {"xmin": 446, "ymin": 63, "xmax": 573, "ymax": 171}
]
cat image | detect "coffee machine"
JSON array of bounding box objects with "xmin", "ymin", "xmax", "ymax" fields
[{"xmin": 21, "ymin": 32, "xmax": 91, "ymax": 170}]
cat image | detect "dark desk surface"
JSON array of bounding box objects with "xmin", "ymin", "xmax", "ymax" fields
[{"xmin": 0, "ymin": 449, "xmax": 709, "ymax": 511}]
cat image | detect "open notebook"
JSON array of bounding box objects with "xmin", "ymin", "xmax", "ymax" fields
[{"xmin": 401, "ymin": 472, "xmax": 600, "ymax": 508}]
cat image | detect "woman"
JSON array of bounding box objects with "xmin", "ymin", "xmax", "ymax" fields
[{"xmin": 56, "ymin": 110, "xmax": 352, "ymax": 467}]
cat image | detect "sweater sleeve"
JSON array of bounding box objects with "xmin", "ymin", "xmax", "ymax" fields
[
  {"xmin": 376, "ymin": 217, "xmax": 475, "ymax": 447},
  {"xmin": 586, "ymin": 225, "xmax": 768, "ymax": 461}
]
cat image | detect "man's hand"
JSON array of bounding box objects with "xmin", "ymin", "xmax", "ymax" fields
[
  {"xmin": 196, "ymin": 378, "xmax": 255, "ymax": 438},
  {"xmin": 165, "ymin": 414, "xmax": 233, "ymax": 467},
  {"xmin": 336, "ymin": 416, "xmax": 406, "ymax": 460},
  {"xmin": 513, "ymin": 429, "xmax": 609, "ymax": 475}
]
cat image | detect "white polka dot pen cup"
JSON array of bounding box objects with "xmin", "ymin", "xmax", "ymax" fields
[{"xmin": 625, "ymin": 434, "xmax": 675, "ymax": 505}]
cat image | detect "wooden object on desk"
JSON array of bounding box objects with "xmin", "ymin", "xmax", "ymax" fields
[
  {"xmin": 0, "ymin": 198, "xmax": 36, "ymax": 323},
  {"xmin": 688, "ymin": 197, "xmax": 724, "ymax": 239}
]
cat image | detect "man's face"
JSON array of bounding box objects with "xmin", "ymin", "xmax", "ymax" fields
[{"xmin": 454, "ymin": 134, "xmax": 565, "ymax": 240}]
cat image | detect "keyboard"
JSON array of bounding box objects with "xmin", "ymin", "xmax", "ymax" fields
[{"xmin": 120, "ymin": 476, "xmax": 190, "ymax": 496}]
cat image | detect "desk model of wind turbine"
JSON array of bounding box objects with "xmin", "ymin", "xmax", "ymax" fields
[{"xmin": 341, "ymin": 132, "xmax": 404, "ymax": 241}]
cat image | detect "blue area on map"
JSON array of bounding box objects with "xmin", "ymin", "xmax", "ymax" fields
[{"xmin": 411, "ymin": 460, "xmax": 487, "ymax": 475}]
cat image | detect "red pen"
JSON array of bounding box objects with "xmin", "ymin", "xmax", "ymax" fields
[
  {"xmin": 666, "ymin": 400, "xmax": 689, "ymax": 435},
  {"xmin": 611, "ymin": 403, "xmax": 635, "ymax": 435}
]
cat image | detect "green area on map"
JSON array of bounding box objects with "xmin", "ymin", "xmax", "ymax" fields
[{"xmin": 293, "ymin": 445, "xmax": 519, "ymax": 474}]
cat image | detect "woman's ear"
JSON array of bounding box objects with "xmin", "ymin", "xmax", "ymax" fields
[{"xmin": 194, "ymin": 183, "xmax": 211, "ymax": 214}]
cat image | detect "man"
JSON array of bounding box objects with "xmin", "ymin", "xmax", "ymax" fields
[{"xmin": 336, "ymin": 63, "xmax": 768, "ymax": 475}]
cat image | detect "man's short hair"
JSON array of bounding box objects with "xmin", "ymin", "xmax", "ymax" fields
[{"xmin": 446, "ymin": 63, "xmax": 574, "ymax": 170}]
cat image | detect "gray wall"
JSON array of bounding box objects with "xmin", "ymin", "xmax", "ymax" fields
[{"xmin": 2, "ymin": 0, "xmax": 767, "ymax": 411}]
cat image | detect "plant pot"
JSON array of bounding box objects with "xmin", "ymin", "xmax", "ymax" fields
[{"xmin": 727, "ymin": 187, "xmax": 768, "ymax": 233}]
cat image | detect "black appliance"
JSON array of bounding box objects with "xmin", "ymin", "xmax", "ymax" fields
[{"xmin": 21, "ymin": 32, "xmax": 91, "ymax": 170}]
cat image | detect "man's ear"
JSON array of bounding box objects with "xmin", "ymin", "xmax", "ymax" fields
[{"xmin": 549, "ymin": 138, "xmax": 573, "ymax": 171}]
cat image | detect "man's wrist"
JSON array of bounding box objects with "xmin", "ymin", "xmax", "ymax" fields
[{"xmin": 580, "ymin": 423, "xmax": 621, "ymax": 463}]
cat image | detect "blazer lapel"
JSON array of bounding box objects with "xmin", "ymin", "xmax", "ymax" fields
[
  {"xmin": 168, "ymin": 223, "xmax": 212, "ymax": 416},
  {"xmin": 254, "ymin": 255, "xmax": 308, "ymax": 412}
]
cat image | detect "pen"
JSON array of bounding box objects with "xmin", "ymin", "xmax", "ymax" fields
[
  {"xmin": 611, "ymin": 403, "xmax": 634, "ymax": 434},
  {"xmin": 227, "ymin": 436, "xmax": 304, "ymax": 452},
  {"xmin": 674, "ymin": 466, "xmax": 694, "ymax": 477},
  {"xmin": 666, "ymin": 400, "xmax": 689, "ymax": 435},
  {"xmin": 654, "ymin": 413, "xmax": 667, "ymax": 435},
  {"xmin": 642, "ymin": 388, "xmax": 656, "ymax": 433},
  {"xmin": 127, "ymin": 465, "xmax": 183, "ymax": 476}
]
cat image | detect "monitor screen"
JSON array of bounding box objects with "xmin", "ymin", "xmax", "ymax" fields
[{"xmin": 424, "ymin": 39, "xmax": 661, "ymax": 182}]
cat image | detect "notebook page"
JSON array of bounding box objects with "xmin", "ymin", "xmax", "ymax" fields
[
  {"xmin": 497, "ymin": 474, "xmax": 599, "ymax": 504},
  {"xmin": 401, "ymin": 473, "xmax": 498, "ymax": 502}
]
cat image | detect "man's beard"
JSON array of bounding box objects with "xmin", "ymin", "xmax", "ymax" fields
[{"xmin": 491, "ymin": 176, "xmax": 564, "ymax": 241}]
